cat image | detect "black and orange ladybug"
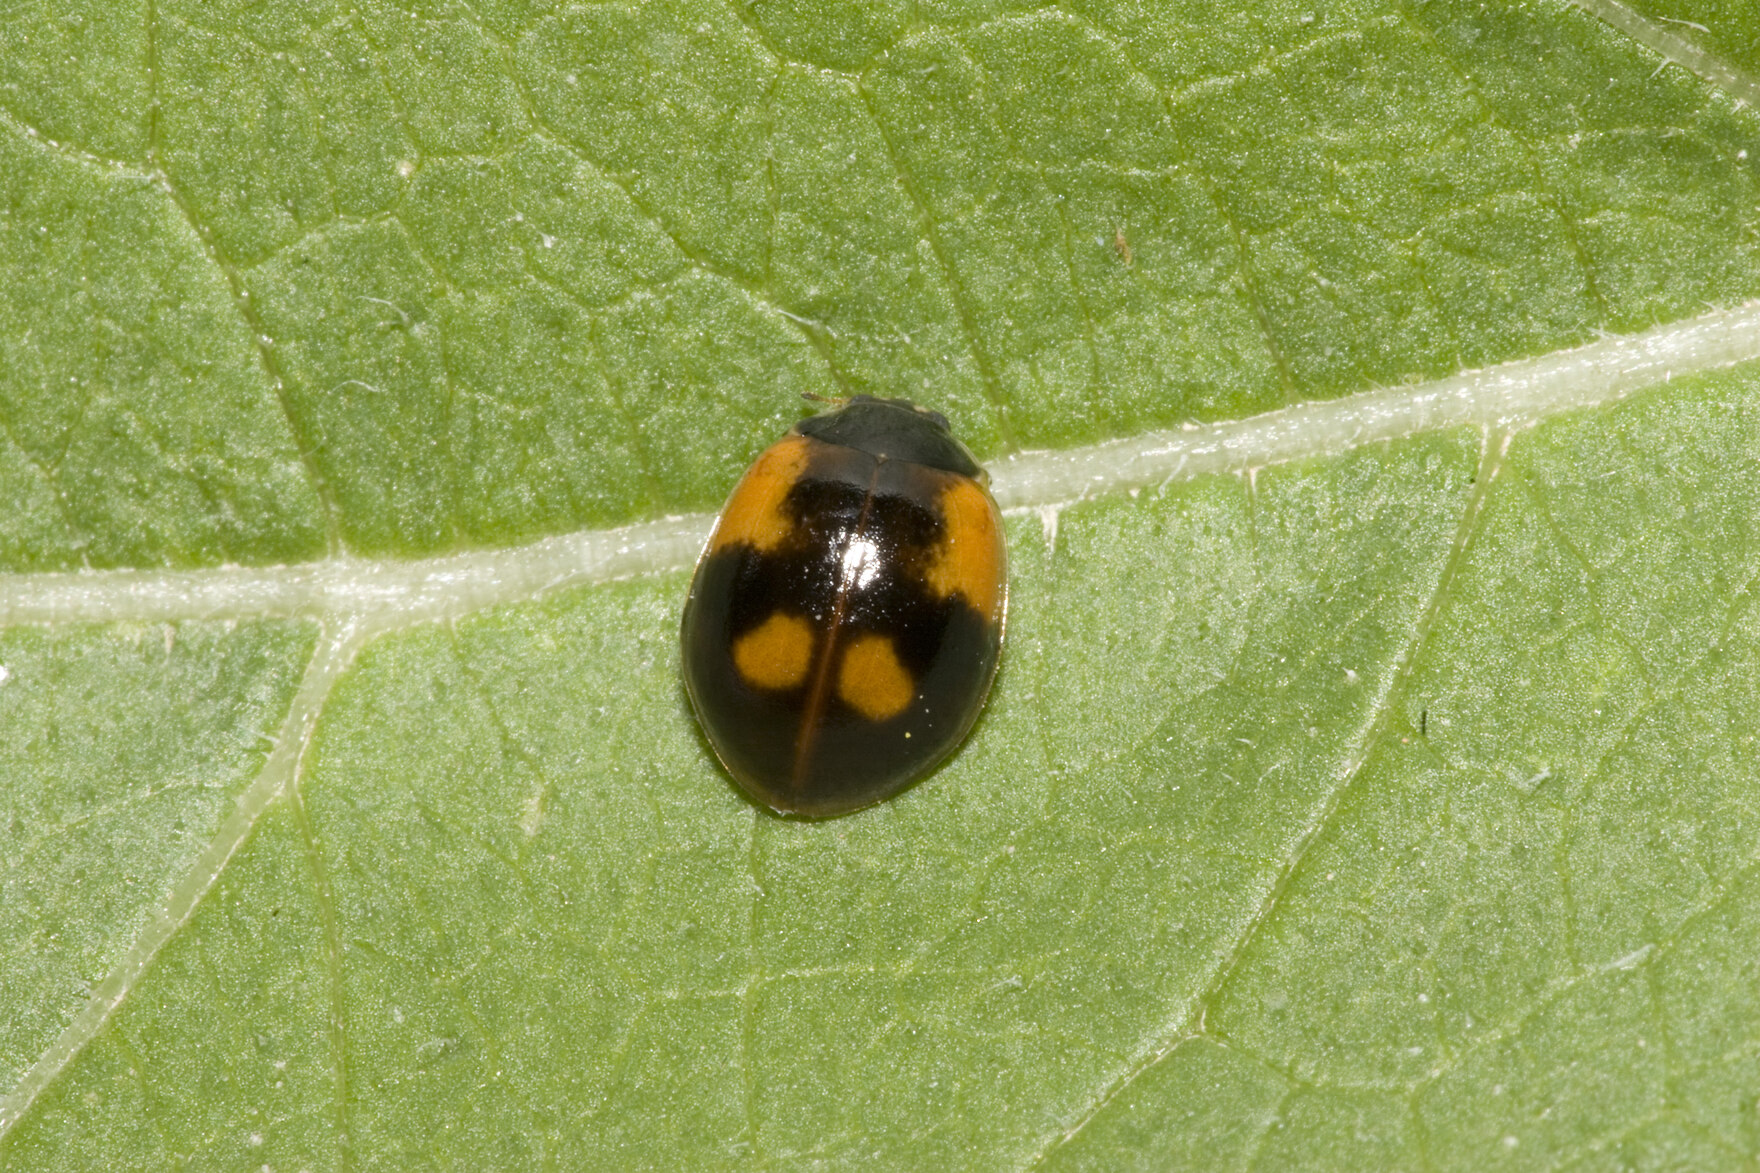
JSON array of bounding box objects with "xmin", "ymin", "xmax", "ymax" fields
[{"xmin": 681, "ymin": 396, "xmax": 1007, "ymax": 817}]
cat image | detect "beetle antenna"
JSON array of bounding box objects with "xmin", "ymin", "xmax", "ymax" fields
[{"xmin": 800, "ymin": 391, "xmax": 849, "ymax": 406}]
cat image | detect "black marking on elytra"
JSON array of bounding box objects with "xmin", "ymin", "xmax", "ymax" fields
[{"xmin": 679, "ymin": 436, "xmax": 1001, "ymax": 816}]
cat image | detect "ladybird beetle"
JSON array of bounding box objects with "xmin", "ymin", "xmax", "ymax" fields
[{"xmin": 681, "ymin": 396, "xmax": 1007, "ymax": 817}]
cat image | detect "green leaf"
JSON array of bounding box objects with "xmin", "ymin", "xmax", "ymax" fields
[{"xmin": 3, "ymin": 0, "xmax": 1760, "ymax": 1168}]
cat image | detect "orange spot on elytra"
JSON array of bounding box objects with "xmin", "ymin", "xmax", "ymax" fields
[
  {"xmin": 838, "ymin": 634, "xmax": 916, "ymax": 721},
  {"xmin": 925, "ymin": 478, "xmax": 1005, "ymax": 621},
  {"xmin": 711, "ymin": 435, "xmax": 810, "ymax": 553},
  {"xmin": 733, "ymin": 612, "xmax": 814, "ymax": 691}
]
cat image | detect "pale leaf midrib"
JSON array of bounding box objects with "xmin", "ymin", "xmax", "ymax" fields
[
  {"xmin": 2, "ymin": 300, "xmax": 1759, "ymax": 1150},
  {"xmin": 2, "ymin": 301, "xmax": 1758, "ymax": 632},
  {"xmin": 1, "ymin": 0, "xmax": 1755, "ymax": 1158},
  {"xmin": 1567, "ymin": 0, "xmax": 1760, "ymax": 109}
]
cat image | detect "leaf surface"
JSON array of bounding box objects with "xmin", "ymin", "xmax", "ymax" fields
[{"xmin": 3, "ymin": 0, "xmax": 1760, "ymax": 1168}]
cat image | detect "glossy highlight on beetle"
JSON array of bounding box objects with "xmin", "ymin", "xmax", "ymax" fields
[{"xmin": 681, "ymin": 396, "xmax": 1008, "ymax": 817}]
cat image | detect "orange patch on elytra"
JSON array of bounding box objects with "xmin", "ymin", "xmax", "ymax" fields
[
  {"xmin": 710, "ymin": 434, "xmax": 810, "ymax": 553},
  {"xmin": 925, "ymin": 478, "xmax": 1005, "ymax": 621},
  {"xmin": 733, "ymin": 612, "xmax": 815, "ymax": 691},
  {"xmin": 838, "ymin": 634, "xmax": 916, "ymax": 721}
]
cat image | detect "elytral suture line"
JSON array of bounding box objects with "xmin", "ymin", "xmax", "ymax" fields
[
  {"xmin": 3, "ymin": 300, "xmax": 1759, "ymax": 632},
  {"xmin": 4, "ymin": 0, "xmax": 1756, "ymax": 1136},
  {"xmin": 1, "ymin": 300, "xmax": 1758, "ymax": 1145}
]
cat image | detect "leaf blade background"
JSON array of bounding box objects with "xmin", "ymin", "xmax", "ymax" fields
[{"xmin": 3, "ymin": 0, "xmax": 1760, "ymax": 1168}]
